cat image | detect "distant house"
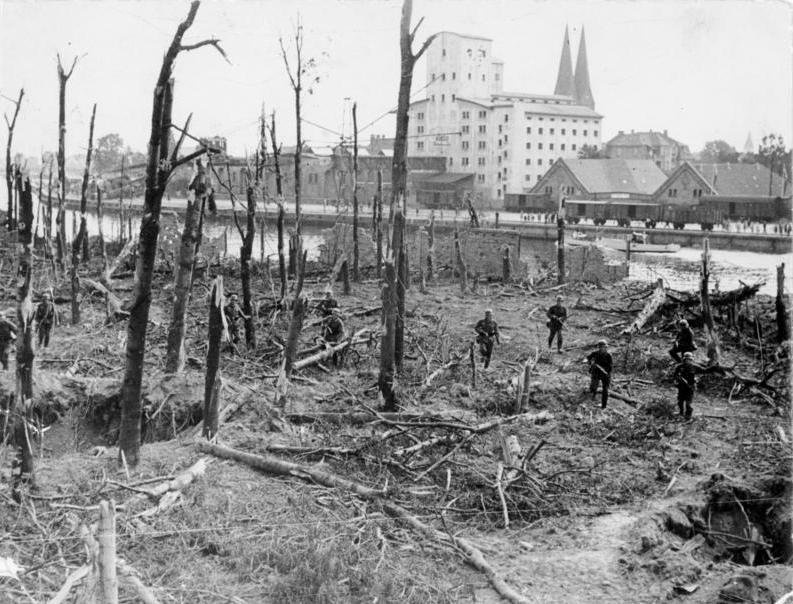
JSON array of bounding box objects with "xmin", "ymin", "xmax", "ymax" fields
[
  {"xmin": 414, "ymin": 173, "xmax": 475, "ymax": 209},
  {"xmin": 511, "ymin": 158, "xmax": 667, "ymax": 221},
  {"xmin": 604, "ymin": 130, "xmax": 692, "ymax": 173}
]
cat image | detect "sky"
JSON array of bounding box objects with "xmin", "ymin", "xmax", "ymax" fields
[{"xmin": 1, "ymin": 0, "xmax": 791, "ymax": 161}]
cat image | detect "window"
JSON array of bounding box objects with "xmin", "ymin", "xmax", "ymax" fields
[
  {"xmin": 539, "ymin": 117, "xmax": 544, "ymax": 121},
  {"xmin": 478, "ymin": 157, "xmax": 486, "ymax": 166},
  {"xmin": 525, "ymin": 174, "xmax": 531, "ymax": 181},
  {"xmin": 417, "ymin": 126, "xmax": 424, "ymax": 133},
  {"xmin": 442, "ymin": 49, "xmax": 446, "ymax": 57},
  {"xmin": 462, "ymin": 111, "xmax": 470, "ymax": 119},
  {"xmin": 448, "ymin": 157, "xmax": 453, "ymax": 166},
  {"xmin": 498, "ymin": 125, "xmax": 502, "ymax": 134},
  {"xmin": 478, "ymin": 125, "xmax": 486, "ymax": 133},
  {"xmin": 462, "ymin": 140, "xmax": 469, "ymax": 150},
  {"xmin": 561, "ymin": 129, "xmax": 566, "ymax": 135},
  {"xmin": 561, "ymin": 143, "xmax": 565, "ymax": 151},
  {"xmin": 504, "ymin": 134, "xmax": 508, "ymax": 142},
  {"xmin": 538, "ymin": 142, "xmax": 543, "ymax": 150},
  {"xmin": 478, "ymin": 110, "xmax": 487, "ymax": 118},
  {"xmin": 477, "ymin": 174, "xmax": 485, "ymax": 183},
  {"xmin": 526, "ymin": 127, "xmax": 531, "ymax": 135},
  {"xmin": 562, "ymin": 118, "xmax": 567, "ymax": 122},
  {"xmin": 525, "ymin": 158, "xmax": 531, "ymax": 165},
  {"xmin": 573, "ymin": 119, "xmax": 578, "ymax": 123},
  {"xmin": 549, "ymin": 143, "xmax": 554, "ymax": 150},
  {"xmin": 498, "ymin": 156, "xmax": 502, "ymax": 164},
  {"xmin": 451, "ymin": 94, "xmax": 456, "ymax": 102},
  {"xmin": 468, "ymin": 72, "xmax": 472, "ymax": 80},
  {"xmin": 503, "ymin": 150, "xmax": 508, "ymax": 158},
  {"xmin": 584, "ymin": 120, "xmax": 589, "ymax": 124},
  {"xmin": 441, "ymin": 73, "xmax": 446, "ymax": 81},
  {"xmin": 497, "ymin": 189, "xmax": 502, "ymax": 198},
  {"xmin": 583, "ymin": 130, "xmax": 588, "ymax": 136},
  {"xmin": 478, "ymin": 141, "xmax": 486, "ymax": 149},
  {"xmin": 572, "ymin": 129, "xmax": 577, "ymax": 135},
  {"xmin": 431, "ymin": 95, "xmax": 435, "ymax": 101},
  {"xmin": 572, "ymin": 144, "xmax": 577, "ymax": 151},
  {"xmin": 431, "ymin": 73, "xmax": 435, "ymax": 81},
  {"xmin": 594, "ymin": 131, "xmax": 598, "ymax": 137},
  {"xmin": 503, "ymin": 167, "xmax": 507, "ymax": 176},
  {"xmin": 544, "ymin": 186, "xmax": 553, "ymax": 194},
  {"xmin": 495, "ymin": 73, "xmax": 500, "ymax": 81},
  {"xmin": 550, "ymin": 118, "xmax": 555, "ymax": 122},
  {"xmin": 525, "ymin": 142, "xmax": 531, "ymax": 150},
  {"xmin": 462, "ymin": 125, "xmax": 470, "ymax": 134},
  {"xmin": 479, "ymin": 49, "xmax": 486, "ymax": 58},
  {"xmin": 482, "ymin": 74, "xmax": 486, "ymax": 81},
  {"xmin": 538, "ymin": 159, "xmax": 543, "ymax": 166},
  {"xmin": 462, "ymin": 157, "xmax": 470, "ymax": 166},
  {"xmin": 550, "ymin": 128, "xmax": 555, "ymax": 135},
  {"xmin": 467, "ymin": 48, "xmax": 472, "ymax": 57},
  {"xmin": 539, "ymin": 128, "xmax": 543, "ymax": 135},
  {"xmin": 452, "ymin": 72, "xmax": 456, "ymax": 80},
  {"xmin": 417, "ymin": 141, "xmax": 424, "ymax": 150},
  {"xmin": 504, "ymin": 114, "xmax": 509, "ymax": 122},
  {"xmin": 524, "ymin": 112, "xmax": 532, "ymax": 119},
  {"xmin": 417, "ymin": 112, "xmax": 424, "ymax": 120},
  {"xmin": 441, "ymin": 94, "xmax": 445, "ymax": 102}
]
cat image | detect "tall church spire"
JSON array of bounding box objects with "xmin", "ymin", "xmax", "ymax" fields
[
  {"xmin": 554, "ymin": 26, "xmax": 575, "ymax": 97},
  {"xmin": 573, "ymin": 27, "xmax": 595, "ymax": 109},
  {"xmin": 743, "ymin": 132, "xmax": 754, "ymax": 154}
]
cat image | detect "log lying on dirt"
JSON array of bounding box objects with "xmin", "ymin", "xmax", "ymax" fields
[
  {"xmin": 665, "ymin": 282, "xmax": 763, "ymax": 311},
  {"xmin": 83, "ymin": 278, "xmax": 129, "ymax": 320},
  {"xmin": 622, "ymin": 278, "xmax": 665, "ymax": 335},
  {"xmin": 292, "ymin": 329, "xmax": 369, "ymax": 370},
  {"xmin": 196, "ymin": 441, "xmax": 529, "ymax": 604},
  {"xmin": 420, "ymin": 353, "xmax": 464, "ymax": 394}
]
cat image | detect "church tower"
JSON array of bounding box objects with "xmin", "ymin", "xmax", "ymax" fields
[
  {"xmin": 573, "ymin": 27, "xmax": 595, "ymax": 109},
  {"xmin": 554, "ymin": 26, "xmax": 575, "ymax": 97}
]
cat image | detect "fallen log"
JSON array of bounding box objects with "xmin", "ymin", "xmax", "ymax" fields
[
  {"xmin": 83, "ymin": 278, "xmax": 129, "ymax": 320},
  {"xmin": 420, "ymin": 353, "xmax": 464, "ymax": 393},
  {"xmin": 622, "ymin": 278, "xmax": 665, "ymax": 335},
  {"xmin": 116, "ymin": 559, "xmax": 160, "ymax": 604},
  {"xmin": 196, "ymin": 441, "xmax": 529, "ymax": 604},
  {"xmin": 293, "ymin": 330, "xmax": 369, "ymax": 370}
]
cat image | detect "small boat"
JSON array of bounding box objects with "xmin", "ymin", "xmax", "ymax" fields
[{"xmin": 567, "ymin": 232, "xmax": 680, "ymax": 254}]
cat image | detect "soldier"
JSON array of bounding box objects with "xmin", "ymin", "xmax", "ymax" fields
[
  {"xmin": 317, "ymin": 290, "xmax": 339, "ymax": 317},
  {"xmin": 669, "ymin": 318, "xmax": 696, "ymax": 362},
  {"xmin": 587, "ymin": 339, "xmax": 613, "ymax": 408},
  {"xmin": 34, "ymin": 292, "xmax": 57, "ymax": 348},
  {"xmin": 0, "ymin": 310, "xmax": 17, "ymax": 370},
  {"xmin": 322, "ymin": 308, "xmax": 346, "ymax": 366},
  {"xmin": 546, "ymin": 295, "xmax": 567, "ymax": 352},
  {"xmin": 223, "ymin": 294, "xmax": 249, "ymax": 348},
  {"xmin": 673, "ymin": 352, "xmax": 699, "ymax": 420},
  {"xmin": 474, "ymin": 309, "xmax": 500, "ymax": 369}
]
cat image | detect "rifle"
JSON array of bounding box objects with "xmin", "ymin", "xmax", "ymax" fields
[{"xmin": 590, "ymin": 362, "xmax": 610, "ymax": 378}]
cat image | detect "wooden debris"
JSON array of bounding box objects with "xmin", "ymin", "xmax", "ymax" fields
[{"xmin": 622, "ymin": 278, "xmax": 666, "ymax": 335}]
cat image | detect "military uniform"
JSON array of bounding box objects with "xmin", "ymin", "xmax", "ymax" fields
[
  {"xmin": 34, "ymin": 298, "xmax": 56, "ymax": 348},
  {"xmin": 546, "ymin": 303, "xmax": 567, "ymax": 351},
  {"xmin": 0, "ymin": 317, "xmax": 17, "ymax": 370},
  {"xmin": 669, "ymin": 324, "xmax": 696, "ymax": 362},
  {"xmin": 317, "ymin": 295, "xmax": 339, "ymax": 317},
  {"xmin": 474, "ymin": 317, "xmax": 500, "ymax": 368},
  {"xmin": 223, "ymin": 299, "xmax": 243, "ymax": 345},
  {"xmin": 673, "ymin": 360, "xmax": 697, "ymax": 419},
  {"xmin": 587, "ymin": 347, "xmax": 613, "ymax": 408}
]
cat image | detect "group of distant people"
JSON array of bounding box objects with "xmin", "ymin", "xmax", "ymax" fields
[
  {"xmin": 471, "ymin": 297, "xmax": 704, "ymax": 420},
  {"xmin": 0, "ymin": 293, "xmax": 58, "ymax": 370}
]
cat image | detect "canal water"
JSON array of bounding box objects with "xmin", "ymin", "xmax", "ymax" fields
[{"xmin": 18, "ymin": 195, "xmax": 793, "ymax": 296}]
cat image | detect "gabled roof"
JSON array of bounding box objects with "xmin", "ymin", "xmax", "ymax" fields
[
  {"xmin": 656, "ymin": 161, "xmax": 717, "ymax": 197},
  {"xmin": 692, "ymin": 162, "xmax": 788, "ymax": 198},
  {"xmin": 550, "ymin": 159, "xmax": 668, "ymax": 194},
  {"xmin": 605, "ymin": 131, "xmax": 686, "ymax": 149}
]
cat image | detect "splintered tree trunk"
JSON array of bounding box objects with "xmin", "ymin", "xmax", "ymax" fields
[
  {"xmin": 426, "ymin": 213, "xmax": 435, "ymax": 283},
  {"xmin": 341, "ymin": 259, "xmax": 351, "ymax": 295},
  {"xmin": 120, "ymin": 0, "xmax": 216, "ymax": 468},
  {"xmin": 277, "ymin": 203, "xmax": 287, "ymax": 299},
  {"xmin": 5, "ymin": 89, "xmax": 23, "ymax": 230},
  {"xmin": 700, "ymin": 238, "xmax": 721, "ymax": 365},
  {"xmin": 203, "ymin": 277, "xmax": 223, "ymax": 438},
  {"xmin": 165, "ymin": 195, "xmax": 204, "ymax": 373},
  {"xmin": 96, "ymin": 186, "xmax": 107, "ymax": 273},
  {"xmin": 118, "ymin": 155, "xmax": 125, "ymax": 244},
  {"xmin": 56, "ymin": 57, "xmax": 77, "ymax": 270},
  {"xmin": 375, "ymin": 170, "xmax": 383, "ymax": 278},
  {"xmin": 352, "ymin": 102, "xmax": 360, "ymax": 282},
  {"xmin": 556, "ymin": 216, "xmax": 565, "ymax": 285},
  {"xmin": 71, "ymin": 103, "xmax": 97, "ymax": 325},
  {"xmin": 469, "ymin": 342, "xmax": 476, "ymax": 389},
  {"xmin": 777, "ymin": 263, "xmax": 788, "ymax": 343},
  {"xmin": 283, "ymin": 250, "xmax": 307, "ymax": 376},
  {"xmin": 393, "ymin": 208, "xmax": 406, "ymax": 368},
  {"xmin": 502, "ymin": 246, "xmax": 512, "ymax": 283},
  {"xmin": 241, "ymin": 184, "xmax": 256, "ymax": 348},
  {"xmin": 454, "ymin": 230, "xmax": 468, "ymax": 294},
  {"xmin": 11, "ymin": 175, "xmax": 35, "ymax": 499},
  {"xmin": 379, "ymin": 258, "xmax": 398, "ymax": 411}
]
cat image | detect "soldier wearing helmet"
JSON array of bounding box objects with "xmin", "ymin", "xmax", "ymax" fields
[
  {"xmin": 546, "ymin": 295, "xmax": 567, "ymax": 353},
  {"xmin": 670, "ymin": 318, "xmax": 696, "ymax": 363},
  {"xmin": 34, "ymin": 292, "xmax": 57, "ymax": 348},
  {"xmin": 586, "ymin": 339, "xmax": 613, "ymax": 409},
  {"xmin": 0, "ymin": 309, "xmax": 17, "ymax": 369},
  {"xmin": 673, "ymin": 351, "xmax": 700, "ymax": 420},
  {"xmin": 474, "ymin": 309, "xmax": 500, "ymax": 369}
]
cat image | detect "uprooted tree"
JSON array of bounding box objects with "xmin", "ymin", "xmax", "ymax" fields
[{"xmin": 118, "ymin": 0, "xmax": 227, "ymax": 467}]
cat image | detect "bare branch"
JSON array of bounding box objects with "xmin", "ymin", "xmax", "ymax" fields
[
  {"xmin": 179, "ymin": 39, "xmax": 231, "ymax": 64},
  {"xmin": 170, "ymin": 113, "xmax": 194, "ymax": 163},
  {"xmin": 170, "ymin": 147, "xmax": 219, "ymax": 171},
  {"xmin": 409, "ymin": 16, "xmax": 425, "ymax": 42},
  {"xmin": 278, "ymin": 37, "xmax": 298, "ymax": 90},
  {"xmin": 414, "ymin": 33, "xmax": 438, "ymax": 62},
  {"xmin": 207, "ymin": 158, "xmax": 244, "ymax": 239},
  {"xmin": 57, "ymin": 53, "xmax": 79, "ymax": 80}
]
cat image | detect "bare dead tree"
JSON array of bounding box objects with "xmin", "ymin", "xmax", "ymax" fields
[
  {"xmin": 777, "ymin": 263, "xmax": 789, "ymax": 343},
  {"xmin": 283, "ymin": 250, "xmax": 307, "ymax": 376},
  {"xmin": 70, "ymin": 103, "xmax": 97, "ymax": 325},
  {"xmin": 279, "ymin": 18, "xmax": 319, "ymax": 236},
  {"xmin": 118, "ymin": 155, "xmax": 126, "ymax": 244},
  {"xmin": 118, "ymin": 0, "xmax": 227, "ymax": 468},
  {"xmin": 426, "ymin": 212, "xmax": 435, "ymax": 283},
  {"xmin": 375, "ymin": 170, "xmax": 383, "ymax": 278},
  {"xmin": 11, "ymin": 174, "xmax": 35, "ymax": 500},
  {"xmin": 379, "ymin": 254, "xmax": 398, "ymax": 412},
  {"xmin": 165, "ymin": 159, "xmax": 207, "ymax": 373},
  {"xmin": 394, "ymin": 202, "xmax": 406, "ymax": 368},
  {"xmin": 268, "ymin": 112, "xmax": 287, "ymax": 300},
  {"xmin": 4, "ymin": 88, "xmax": 24, "ymax": 230},
  {"xmin": 700, "ymin": 238, "xmax": 721, "ymax": 365},
  {"xmin": 56, "ymin": 54, "xmax": 79, "ymax": 270},
  {"xmin": 96, "ymin": 184, "xmax": 108, "ymax": 274},
  {"xmin": 352, "ymin": 101, "xmax": 360, "ymax": 281},
  {"xmin": 203, "ymin": 276, "xmax": 223, "ymax": 438}
]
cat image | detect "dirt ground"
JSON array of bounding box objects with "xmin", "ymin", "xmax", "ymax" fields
[{"xmin": 0, "ymin": 236, "xmax": 791, "ymax": 603}]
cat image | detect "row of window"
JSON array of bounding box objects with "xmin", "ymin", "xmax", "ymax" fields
[
  {"xmin": 460, "ymin": 125, "xmax": 488, "ymax": 134},
  {"xmin": 461, "ymin": 110, "xmax": 488, "ymax": 119},
  {"xmin": 441, "ymin": 47, "xmax": 488, "ymax": 59},
  {"xmin": 524, "ymin": 113, "xmax": 598, "ymax": 125},
  {"xmin": 525, "ymin": 142, "xmax": 579, "ymax": 152},
  {"xmin": 523, "ymin": 158, "xmax": 557, "ymax": 166},
  {"xmin": 526, "ymin": 127, "xmax": 597, "ymax": 137}
]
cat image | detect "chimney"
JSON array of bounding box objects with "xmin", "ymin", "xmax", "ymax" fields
[
  {"xmin": 663, "ymin": 129, "xmax": 668, "ymax": 136},
  {"xmin": 618, "ymin": 130, "xmax": 624, "ymax": 135},
  {"xmin": 630, "ymin": 129, "xmax": 634, "ymax": 134}
]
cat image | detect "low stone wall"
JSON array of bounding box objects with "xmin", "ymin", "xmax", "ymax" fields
[{"xmin": 566, "ymin": 244, "xmax": 628, "ymax": 285}]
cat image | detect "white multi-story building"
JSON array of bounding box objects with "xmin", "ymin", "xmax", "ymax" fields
[{"xmin": 409, "ymin": 28, "xmax": 603, "ymax": 207}]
